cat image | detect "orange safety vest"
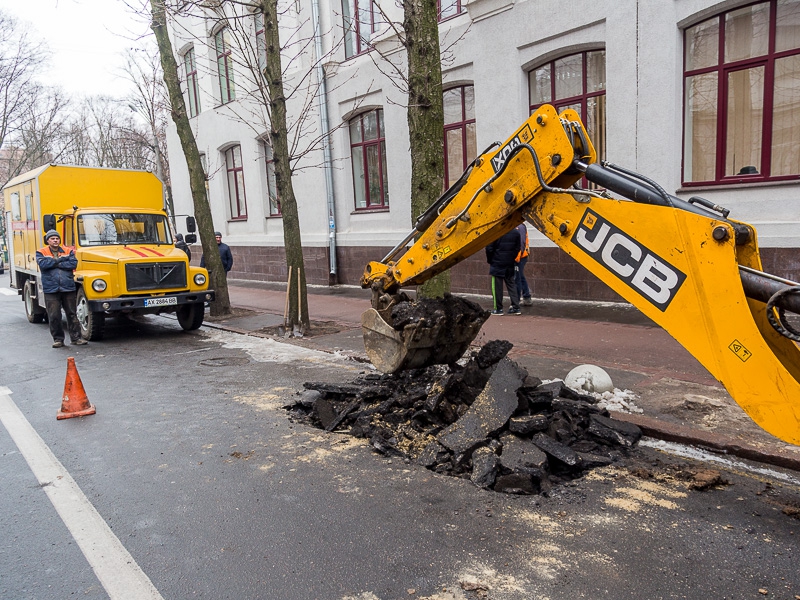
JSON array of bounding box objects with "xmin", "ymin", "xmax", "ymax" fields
[
  {"xmin": 38, "ymin": 244, "xmax": 75, "ymax": 258},
  {"xmin": 516, "ymin": 227, "xmax": 529, "ymax": 262}
]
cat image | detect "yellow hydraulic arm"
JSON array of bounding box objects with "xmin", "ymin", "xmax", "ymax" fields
[{"xmin": 362, "ymin": 105, "xmax": 800, "ymax": 445}]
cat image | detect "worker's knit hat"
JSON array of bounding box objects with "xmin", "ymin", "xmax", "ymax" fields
[{"xmin": 44, "ymin": 229, "xmax": 60, "ymax": 242}]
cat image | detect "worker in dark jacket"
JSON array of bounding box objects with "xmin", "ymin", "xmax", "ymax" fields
[
  {"xmin": 175, "ymin": 233, "xmax": 191, "ymax": 261},
  {"xmin": 200, "ymin": 231, "xmax": 233, "ymax": 275},
  {"xmin": 35, "ymin": 230, "xmax": 87, "ymax": 348},
  {"xmin": 485, "ymin": 228, "xmax": 521, "ymax": 315}
]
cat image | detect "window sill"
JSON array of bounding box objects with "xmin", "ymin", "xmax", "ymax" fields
[
  {"xmin": 351, "ymin": 207, "xmax": 390, "ymax": 215},
  {"xmin": 228, "ymin": 217, "xmax": 248, "ymax": 222},
  {"xmin": 265, "ymin": 214, "xmax": 283, "ymax": 219},
  {"xmin": 214, "ymin": 100, "xmax": 237, "ymax": 109},
  {"xmin": 678, "ymin": 178, "xmax": 800, "ymax": 193}
]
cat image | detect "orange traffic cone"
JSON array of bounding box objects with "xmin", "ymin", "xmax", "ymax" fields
[{"xmin": 57, "ymin": 357, "xmax": 96, "ymax": 420}]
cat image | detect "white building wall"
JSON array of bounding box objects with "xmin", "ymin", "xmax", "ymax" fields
[{"xmin": 165, "ymin": 0, "xmax": 800, "ymax": 281}]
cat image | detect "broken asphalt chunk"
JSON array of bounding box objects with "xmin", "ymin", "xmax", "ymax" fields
[
  {"xmin": 437, "ymin": 358, "xmax": 527, "ymax": 454},
  {"xmin": 470, "ymin": 447, "xmax": 499, "ymax": 489},
  {"xmin": 588, "ymin": 414, "xmax": 642, "ymax": 447},
  {"xmin": 531, "ymin": 433, "xmax": 582, "ymax": 469}
]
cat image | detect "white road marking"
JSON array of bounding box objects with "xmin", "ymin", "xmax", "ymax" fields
[
  {"xmin": 0, "ymin": 288, "xmax": 17, "ymax": 296},
  {"xmin": 0, "ymin": 386, "xmax": 165, "ymax": 600}
]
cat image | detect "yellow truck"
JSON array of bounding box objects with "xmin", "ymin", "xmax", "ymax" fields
[{"xmin": 3, "ymin": 164, "xmax": 214, "ymax": 340}]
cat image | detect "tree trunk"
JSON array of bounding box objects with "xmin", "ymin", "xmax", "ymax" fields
[
  {"xmin": 403, "ymin": 0, "xmax": 449, "ymax": 299},
  {"xmin": 260, "ymin": 0, "xmax": 309, "ymax": 331},
  {"xmin": 150, "ymin": 0, "xmax": 231, "ymax": 316}
]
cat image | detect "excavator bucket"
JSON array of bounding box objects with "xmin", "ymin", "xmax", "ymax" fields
[{"xmin": 361, "ymin": 296, "xmax": 490, "ymax": 373}]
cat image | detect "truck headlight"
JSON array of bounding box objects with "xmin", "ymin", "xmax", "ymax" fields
[
  {"xmin": 193, "ymin": 273, "xmax": 207, "ymax": 286},
  {"xmin": 92, "ymin": 279, "xmax": 107, "ymax": 292}
]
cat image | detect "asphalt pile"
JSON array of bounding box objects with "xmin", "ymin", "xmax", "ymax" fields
[{"xmin": 286, "ymin": 340, "xmax": 643, "ymax": 495}]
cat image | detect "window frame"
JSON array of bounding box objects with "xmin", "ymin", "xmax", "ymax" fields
[
  {"xmin": 263, "ymin": 140, "xmax": 281, "ymax": 217},
  {"xmin": 443, "ymin": 84, "xmax": 477, "ymax": 188},
  {"xmin": 682, "ymin": 0, "xmax": 800, "ymax": 186},
  {"xmin": 349, "ymin": 108, "xmax": 389, "ymax": 210},
  {"xmin": 343, "ymin": 0, "xmax": 380, "ymax": 58},
  {"xmin": 529, "ymin": 49, "xmax": 607, "ymax": 187},
  {"xmin": 215, "ymin": 27, "xmax": 236, "ymax": 105},
  {"xmin": 183, "ymin": 47, "xmax": 201, "ymax": 118},
  {"xmin": 437, "ymin": 0, "xmax": 465, "ymax": 21},
  {"xmin": 224, "ymin": 145, "xmax": 248, "ymax": 220}
]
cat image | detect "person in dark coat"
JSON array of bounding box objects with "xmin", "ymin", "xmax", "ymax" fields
[
  {"xmin": 35, "ymin": 230, "xmax": 87, "ymax": 348},
  {"xmin": 485, "ymin": 228, "xmax": 521, "ymax": 315},
  {"xmin": 200, "ymin": 231, "xmax": 233, "ymax": 275},
  {"xmin": 175, "ymin": 233, "xmax": 191, "ymax": 261}
]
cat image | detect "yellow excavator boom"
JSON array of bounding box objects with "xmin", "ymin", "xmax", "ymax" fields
[{"xmin": 361, "ymin": 105, "xmax": 800, "ymax": 445}]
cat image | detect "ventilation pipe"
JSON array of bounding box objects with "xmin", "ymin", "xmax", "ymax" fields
[{"xmin": 310, "ymin": 0, "xmax": 337, "ymax": 283}]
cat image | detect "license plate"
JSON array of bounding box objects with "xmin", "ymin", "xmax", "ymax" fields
[{"xmin": 145, "ymin": 296, "xmax": 178, "ymax": 307}]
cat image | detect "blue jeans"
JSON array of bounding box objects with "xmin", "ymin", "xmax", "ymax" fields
[{"xmin": 516, "ymin": 256, "xmax": 531, "ymax": 298}]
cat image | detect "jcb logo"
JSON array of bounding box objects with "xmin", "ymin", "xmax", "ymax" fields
[
  {"xmin": 571, "ymin": 210, "xmax": 686, "ymax": 311},
  {"xmin": 491, "ymin": 125, "xmax": 534, "ymax": 173}
]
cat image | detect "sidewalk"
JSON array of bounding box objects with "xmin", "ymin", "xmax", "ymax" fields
[{"xmin": 210, "ymin": 279, "xmax": 800, "ymax": 472}]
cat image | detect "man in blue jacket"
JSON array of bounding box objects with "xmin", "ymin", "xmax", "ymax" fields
[
  {"xmin": 200, "ymin": 231, "xmax": 233, "ymax": 276},
  {"xmin": 486, "ymin": 228, "xmax": 521, "ymax": 315},
  {"xmin": 36, "ymin": 230, "xmax": 87, "ymax": 348}
]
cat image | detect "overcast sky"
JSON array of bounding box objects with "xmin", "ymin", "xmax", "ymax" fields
[{"xmin": 0, "ymin": 0, "xmax": 152, "ymax": 99}]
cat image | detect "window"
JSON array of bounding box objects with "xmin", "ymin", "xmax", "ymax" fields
[
  {"xmin": 529, "ymin": 50, "xmax": 607, "ymax": 178},
  {"xmin": 443, "ymin": 85, "xmax": 477, "ymax": 187},
  {"xmin": 343, "ymin": 0, "xmax": 381, "ymax": 58},
  {"xmin": 438, "ymin": 0, "xmax": 465, "ymax": 21},
  {"xmin": 183, "ymin": 48, "xmax": 200, "ymax": 117},
  {"xmin": 683, "ymin": 0, "xmax": 800, "ymax": 184},
  {"xmin": 215, "ymin": 27, "xmax": 236, "ymax": 104},
  {"xmin": 225, "ymin": 145, "xmax": 247, "ymax": 219},
  {"xmin": 255, "ymin": 13, "xmax": 266, "ymax": 74},
  {"xmin": 264, "ymin": 141, "xmax": 281, "ymax": 216},
  {"xmin": 350, "ymin": 109, "xmax": 388, "ymax": 209}
]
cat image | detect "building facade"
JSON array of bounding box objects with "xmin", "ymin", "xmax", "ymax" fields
[{"xmin": 165, "ymin": 0, "xmax": 800, "ymax": 302}]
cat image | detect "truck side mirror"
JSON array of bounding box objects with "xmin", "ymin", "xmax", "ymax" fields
[
  {"xmin": 43, "ymin": 214, "xmax": 56, "ymax": 232},
  {"xmin": 186, "ymin": 216, "xmax": 196, "ymax": 233},
  {"xmin": 184, "ymin": 234, "xmax": 197, "ymax": 244}
]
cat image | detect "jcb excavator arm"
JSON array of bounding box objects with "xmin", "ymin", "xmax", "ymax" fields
[{"xmin": 361, "ymin": 105, "xmax": 800, "ymax": 445}]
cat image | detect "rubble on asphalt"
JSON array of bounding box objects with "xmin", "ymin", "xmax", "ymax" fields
[{"xmin": 285, "ymin": 340, "xmax": 643, "ymax": 495}]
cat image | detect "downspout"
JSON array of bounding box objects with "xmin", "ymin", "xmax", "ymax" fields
[{"xmin": 310, "ymin": 0, "xmax": 337, "ymax": 283}]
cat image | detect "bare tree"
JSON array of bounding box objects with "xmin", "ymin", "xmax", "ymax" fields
[
  {"xmin": 122, "ymin": 44, "xmax": 173, "ymax": 223},
  {"xmin": 150, "ymin": 0, "xmax": 232, "ymax": 316},
  {"xmin": 0, "ymin": 11, "xmax": 47, "ymax": 156}
]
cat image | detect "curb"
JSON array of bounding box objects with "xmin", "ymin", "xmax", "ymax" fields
[{"xmin": 612, "ymin": 412, "xmax": 800, "ymax": 473}]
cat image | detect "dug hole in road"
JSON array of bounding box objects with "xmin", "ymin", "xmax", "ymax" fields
[{"xmin": 0, "ymin": 296, "xmax": 799, "ymax": 600}]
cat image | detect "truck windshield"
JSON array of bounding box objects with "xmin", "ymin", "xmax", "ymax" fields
[{"xmin": 77, "ymin": 213, "xmax": 172, "ymax": 246}]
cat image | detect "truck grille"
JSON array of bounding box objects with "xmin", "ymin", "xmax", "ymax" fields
[{"xmin": 125, "ymin": 262, "xmax": 187, "ymax": 291}]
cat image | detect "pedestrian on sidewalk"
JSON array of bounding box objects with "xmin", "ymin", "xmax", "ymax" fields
[
  {"xmin": 486, "ymin": 228, "xmax": 521, "ymax": 315},
  {"xmin": 200, "ymin": 231, "xmax": 233, "ymax": 276},
  {"xmin": 35, "ymin": 230, "xmax": 87, "ymax": 348},
  {"xmin": 175, "ymin": 233, "xmax": 191, "ymax": 261},
  {"xmin": 515, "ymin": 223, "xmax": 533, "ymax": 306}
]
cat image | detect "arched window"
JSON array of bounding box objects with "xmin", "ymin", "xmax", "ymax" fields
[
  {"xmin": 529, "ymin": 50, "xmax": 606, "ymax": 169},
  {"xmin": 683, "ymin": 0, "xmax": 800, "ymax": 184},
  {"xmin": 224, "ymin": 145, "xmax": 247, "ymax": 220},
  {"xmin": 349, "ymin": 109, "xmax": 388, "ymax": 209},
  {"xmin": 443, "ymin": 85, "xmax": 477, "ymax": 187},
  {"xmin": 215, "ymin": 27, "xmax": 235, "ymax": 104},
  {"xmin": 183, "ymin": 47, "xmax": 200, "ymax": 118}
]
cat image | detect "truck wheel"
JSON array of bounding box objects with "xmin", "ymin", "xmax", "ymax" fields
[
  {"xmin": 76, "ymin": 287, "xmax": 105, "ymax": 340},
  {"xmin": 177, "ymin": 303, "xmax": 204, "ymax": 331},
  {"xmin": 24, "ymin": 281, "xmax": 47, "ymax": 323}
]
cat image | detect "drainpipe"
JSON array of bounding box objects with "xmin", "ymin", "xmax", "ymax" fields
[{"xmin": 310, "ymin": 0, "xmax": 337, "ymax": 283}]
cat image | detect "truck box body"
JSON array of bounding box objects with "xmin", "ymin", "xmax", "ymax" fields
[{"xmin": 3, "ymin": 164, "xmax": 213, "ymax": 339}]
